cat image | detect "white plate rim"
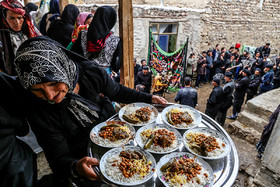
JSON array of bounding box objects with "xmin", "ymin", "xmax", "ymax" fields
[
  {"xmin": 90, "ymin": 121, "xmax": 135, "ymax": 148},
  {"xmin": 182, "ymin": 127, "xmax": 231, "ymax": 160},
  {"xmin": 156, "ymin": 152, "xmax": 214, "ymax": 187},
  {"xmin": 161, "ymin": 104, "xmax": 202, "ymax": 130},
  {"xmin": 118, "ymin": 102, "xmax": 159, "ymax": 126},
  {"xmin": 99, "ymin": 146, "xmax": 157, "ymax": 186},
  {"xmin": 135, "ymin": 123, "xmax": 182, "ymax": 154}
]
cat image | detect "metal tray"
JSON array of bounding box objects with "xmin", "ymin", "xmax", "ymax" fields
[{"xmin": 88, "ymin": 103, "xmax": 239, "ymax": 187}]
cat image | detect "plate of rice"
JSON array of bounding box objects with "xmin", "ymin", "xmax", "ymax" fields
[
  {"xmin": 90, "ymin": 120, "xmax": 135, "ymax": 148},
  {"xmin": 183, "ymin": 127, "xmax": 231, "ymax": 160},
  {"xmin": 119, "ymin": 102, "xmax": 158, "ymax": 126},
  {"xmin": 135, "ymin": 123, "xmax": 182, "ymax": 154},
  {"xmin": 99, "ymin": 146, "xmax": 156, "ymax": 186},
  {"xmin": 157, "ymin": 152, "xmax": 214, "ymax": 187},
  {"xmin": 162, "ymin": 104, "xmax": 201, "ymax": 130}
]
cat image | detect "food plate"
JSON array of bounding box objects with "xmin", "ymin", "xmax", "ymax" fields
[
  {"xmin": 135, "ymin": 123, "xmax": 182, "ymax": 154},
  {"xmin": 90, "ymin": 120, "xmax": 135, "ymax": 148},
  {"xmin": 162, "ymin": 104, "xmax": 201, "ymax": 130},
  {"xmin": 99, "ymin": 146, "xmax": 156, "ymax": 186},
  {"xmin": 183, "ymin": 127, "xmax": 231, "ymax": 160},
  {"xmin": 156, "ymin": 152, "xmax": 214, "ymax": 187},
  {"xmin": 119, "ymin": 102, "xmax": 158, "ymax": 126}
]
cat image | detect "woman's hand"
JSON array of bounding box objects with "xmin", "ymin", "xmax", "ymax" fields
[
  {"xmin": 152, "ymin": 95, "xmax": 167, "ymax": 105},
  {"xmin": 76, "ymin": 157, "xmax": 99, "ymax": 180}
]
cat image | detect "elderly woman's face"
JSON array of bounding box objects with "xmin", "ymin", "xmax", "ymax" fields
[
  {"xmin": 29, "ymin": 82, "xmax": 69, "ymax": 103},
  {"xmin": 5, "ymin": 10, "xmax": 24, "ymax": 32}
]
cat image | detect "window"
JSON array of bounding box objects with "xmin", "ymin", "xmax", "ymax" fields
[{"xmin": 150, "ymin": 23, "xmax": 178, "ymax": 53}]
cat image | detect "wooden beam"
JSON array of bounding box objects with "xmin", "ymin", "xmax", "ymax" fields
[
  {"xmin": 118, "ymin": 0, "xmax": 134, "ymax": 89},
  {"xmin": 59, "ymin": 0, "xmax": 69, "ymax": 14},
  {"xmin": 24, "ymin": 0, "xmax": 29, "ymax": 5}
]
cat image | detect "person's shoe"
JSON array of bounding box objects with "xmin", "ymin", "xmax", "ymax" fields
[
  {"xmin": 227, "ymin": 115, "xmax": 237, "ymax": 120},
  {"xmin": 257, "ymin": 153, "xmax": 262, "ymax": 159},
  {"xmin": 195, "ymin": 86, "xmax": 199, "ymax": 89}
]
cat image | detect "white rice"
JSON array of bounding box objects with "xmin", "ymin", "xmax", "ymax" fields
[
  {"xmin": 207, "ymin": 137, "xmax": 225, "ymax": 157},
  {"xmin": 140, "ymin": 128, "xmax": 178, "ymax": 152},
  {"xmin": 165, "ymin": 167, "xmax": 210, "ymax": 187},
  {"xmin": 104, "ymin": 154, "xmax": 152, "ymax": 183},
  {"xmin": 91, "ymin": 126, "xmax": 132, "ymax": 147},
  {"xmin": 186, "ymin": 132, "xmax": 225, "ymax": 157},
  {"xmin": 123, "ymin": 107, "xmax": 155, "ymax": 125},
  {"xmin": 167, "ymin": 108, "xmax": 196, "ymax": 128}
]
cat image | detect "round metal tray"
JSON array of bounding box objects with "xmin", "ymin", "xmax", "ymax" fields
[{"xmin": 88, "ymin": 103, "xmax": 239, "ymax": 187}]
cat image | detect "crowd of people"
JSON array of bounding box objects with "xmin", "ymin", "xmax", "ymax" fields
[{"xmin": 172, "ymin": 42, "xmax": 280, "ymax": 122}]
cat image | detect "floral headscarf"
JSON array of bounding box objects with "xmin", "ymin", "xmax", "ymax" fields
[
  {"xmin": 14, "ymin": 36, "xmax": 100, "ymax": 125},
  {"xmin": 14, "ymin": 37, "xmax": 77, "ymax": 90}
]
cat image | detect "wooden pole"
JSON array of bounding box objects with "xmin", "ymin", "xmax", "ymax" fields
[
  {"xmin": 59, "ymin": 0, "xmax": 69, "ymax": 14},
  {"xmin": 118, "ymin": 0, "xmax": 134, "ymax": 89},
  {"xmin": 24, "ymin": 0, "xmax": 29, "ymax": 5}
]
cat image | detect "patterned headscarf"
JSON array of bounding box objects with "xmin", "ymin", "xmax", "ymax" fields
[
  {"xmin": 14, "ymin": 37, "xmax": 77, "ymax": 90},
  {"xmin": 0, "ymin": 0, "xmax": 40, "ymax": 38},
  {"xmin": 14, "ymin": 36, "xmax": 100, "ymax": 125}
]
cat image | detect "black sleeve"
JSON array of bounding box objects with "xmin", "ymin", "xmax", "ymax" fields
[
  {"xmin": 111, "ymin": 41, "xmax": 121, "ymax": 72},
  {"xmin": 235, "ymin": 79, "xmax": 244, "ymax": 91},
  {"xmin": 207, "ymin": 91, "xmax": 217, "ymax": 105},
  {"xmin": 83, "ymin": 62, "xmax": 152, "ymax": 103},
  {"xmin": 84, "ymin": 63, "xmax": 153, "ymax": 104},
  {"xmin": 28, "ymin": 110, "xmax": 76, "ymax": 178},
  {"xmin": 0, "ymin": 106, "xmax": 29, "ymax": 136},
  {"xmin": 194, "ymin": 92, "xmax": 198, "ymax": 107}
]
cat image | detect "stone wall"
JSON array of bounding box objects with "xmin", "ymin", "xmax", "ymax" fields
[
  {"xmin": 201, "ymin": 0, "xmax": 280, "ymax": 54},
  {"xmin": 78, "ymin": 0, "xmax": 280, "ymax": 61},
  {"xmin": 253, "ymin": 112, "xmax": 280, "ymax": 186}
]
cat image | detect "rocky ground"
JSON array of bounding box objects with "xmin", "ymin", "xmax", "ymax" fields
[{"xmin": 37, "ymin": 82, "xmax": 262, "ymax": 187}]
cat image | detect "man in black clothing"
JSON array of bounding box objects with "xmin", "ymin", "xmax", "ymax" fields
[
  {"xmin": 256, "ymin": 43, "xmax": 271, "ymax": 58},
  {"xmin": 273, "ymin": 58, "xmax": 280, "ymax": 89},
  {"xmin": 246, "ymin": 68, "xmax": 262, "ymax": 102},
  {"xmin": 134, "ymin": 58, "xmax": 140, "ymax": 86},
  {"xmin": 136, "ymin": 66, "xmax": 152, "ymax": 93},
  {"xmin": 217, "ymin": 72, "xmax": 235, "ymax": 126},
  {"xmin": 174, "ymin": 77, "xmax": 197, "ymax": 108},
  {"xmin": 228, "ymin": 69, "xmax": 251, "ymax": 120},
  {"xmin": 205, "ymin": 78, "xmax": 223, "ymax": 120},
  {"xmin": 138, "ymin": 59, "xmax": 147, "ymax": 72}
]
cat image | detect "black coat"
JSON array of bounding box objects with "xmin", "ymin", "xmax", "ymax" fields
[
  {"xmin": 247, "ymin": 74, "xmax": 262, "ymax": 95},
  {"xmin": 0, "ymin": 30, "xmax": 17, "ymax": 75},
  {"xmin": 234, "ymin": 76, "xmax": 250, "ymax": 99},
  {"xmin": 26, "ymin": 61, "xmax": 152, "ymax": 178},
  {"xmin": 0, "ymin": 73, "xmax": 35, "ymax": 187},
  {"xmin": 174, "ymin": 87, "xmax": 197, "ymax": 108},
  {"xmin": 47, "ymin": 4, "xmax": 79, "ymax": 47},
  {"xmin": 205, "ymin": 86, "xmax": 223, "ymax": 117},
  {"xmin": 136, "ymin": 71, "xmax": 152, "ymax": 93}
]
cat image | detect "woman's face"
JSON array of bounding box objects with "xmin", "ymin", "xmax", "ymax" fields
[
  {"xmin": 84, "ymin": 17, "xmax": 93, "ymax": 25},
  {"xmin": 5, "ymin": 10, "xmax": 24, "ymax": 32},
  {"xmin": 29, "ymin": 82, "xmax": 69, "ymax": 103}
]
